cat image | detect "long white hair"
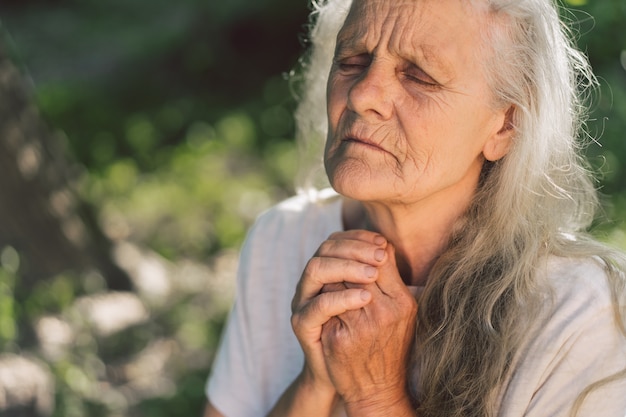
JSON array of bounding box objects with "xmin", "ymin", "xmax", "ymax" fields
[{"xmin": 292, "ymin": 0, "xmax": 626, "ymax": 415}]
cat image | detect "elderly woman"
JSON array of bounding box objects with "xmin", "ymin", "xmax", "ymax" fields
[{"xmin": 204, "ymin": 0, "xmax": 626, "ymax": 416}]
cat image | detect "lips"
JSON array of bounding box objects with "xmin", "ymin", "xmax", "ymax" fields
[{"xmin": 342, "ymin": 136, "xmax": 388, "ymax": 153}]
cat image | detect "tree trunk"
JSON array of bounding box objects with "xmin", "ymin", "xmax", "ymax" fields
[{"xmin": 0, "ymin": 38, "xmax": 131, "ymax": 291}]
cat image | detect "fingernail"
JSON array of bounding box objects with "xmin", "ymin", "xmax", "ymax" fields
[
  {"xmin": 374, "ymin": 248, "xmax": 385, "ymax": 262},
  {"xmin": 374, "ymin": 235, "xmax": 386, "ymax": 246},
  {"xmin": 360, "ymin": 290, "xmax": 371, "ymax": 301},
  {"xmin": 364, "ymin": 265, "xmax": 377, "ymax": 278}
]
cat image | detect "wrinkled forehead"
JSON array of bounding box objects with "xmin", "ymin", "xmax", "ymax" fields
[
  {"xmin": 342, "ymin": 0, "xmax": 487, "ymax": 26},
  {"xmin": 336, "ymin": 0, "xmax": 494, "ymax": 80},
  {"xmin": 337, "ymin": 0, "xmax": 490, "ymax": 49}
]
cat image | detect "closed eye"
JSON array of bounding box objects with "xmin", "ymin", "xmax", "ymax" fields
[
  {"xmin": 402, "ymin": 64, "xmax": 440, "ymax": 88},
  {"xmin": 335, "ymin": 53, "xmax": 371, "ymax": 74},
  {"xmin": 403, "ymin": 72, "xmax": 438, "ymax": 87}
]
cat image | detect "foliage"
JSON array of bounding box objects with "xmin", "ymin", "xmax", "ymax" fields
[
  {"xmin": 563, "ymin": 0, "xmax": 626, "ymax": 242},
  {"xmin": 0, "ymin": 1, "xmax": 307, "ymax": 415},
  {"xmin": 84, "ymin": 108, "xmax": 298, "ymax": 259},
  {"xmin": 569, "ymin": 0, "xmax": 626, "ymax": 193},
  {"xmin": 0, "ymin": 0, "xmax": 624, "ymax": 416}
]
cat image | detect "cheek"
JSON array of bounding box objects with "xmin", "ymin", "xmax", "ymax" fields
[
  {"xmin": 326, "ymin": 85, "xmax": 345, "ymax": 129},
  {"xmin": 324, "ymin": 149, "xmax": 369, "ymax": 195},
  {"xmin": 398, "ymin": 110, "xmax": 436, "ymax": 167},
  {"xmin": 325, "ymin": 81, "xmax": 351, "ymax": 157}
]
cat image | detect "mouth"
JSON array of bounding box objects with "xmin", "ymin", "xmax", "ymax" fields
[{"xmin": 342, "ymin": 137, "xmax": 387, "ymax": 153}]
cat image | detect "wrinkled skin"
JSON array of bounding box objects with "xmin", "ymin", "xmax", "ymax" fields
[
  {"xmin": 325, "ymin": 0, "xmax": 513, "ymax": 208},
  {"xmin": 291, "ymin": 230, "xmax": 417, "ymax": 414},
  {"xmin": 275, "ymin": 0, "xmax": 514, "ymax": 415}
]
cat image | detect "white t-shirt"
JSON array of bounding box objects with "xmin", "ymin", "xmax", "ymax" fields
[{"xmin": 206, "ymin": 190, "xmax": 626, "ymax": 417}]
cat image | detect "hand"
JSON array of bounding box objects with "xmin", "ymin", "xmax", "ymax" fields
[
  {"xmin": 321, "ymin": 238, "xmax": 418, "ymax": 414},
  {"xmin": 290, "ymin": 230, "xmax": 388, "ymax": 394}
]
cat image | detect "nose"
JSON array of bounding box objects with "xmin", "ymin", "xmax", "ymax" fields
[{"xmin": 347, "ymin": 62, "xmax": 394, "ymax": 121}]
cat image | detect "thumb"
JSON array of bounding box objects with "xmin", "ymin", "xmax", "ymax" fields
[
  {"xmin": 375, "ymin": 243, "xmax": 406, "ymax": 292},
  {"xmin": 383, "ymin": 242, "xmax": 398, "ymax": 268}
]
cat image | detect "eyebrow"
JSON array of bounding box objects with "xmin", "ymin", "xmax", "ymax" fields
[
  {"xmin": 334, "ymin": 31, "xmax": 365, "ymax": 57},
  {"xmin": 335, "ymin": 35, "xmax": 453, "ymax": 82},
  {"xmin": 414, "ymin": 44, "xmax": 453, "ymax": 81}
]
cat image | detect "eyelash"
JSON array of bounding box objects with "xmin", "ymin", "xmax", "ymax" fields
[
  {"xmin": 335, "ymin": 55, "xmax": 370, "ymax": 72},
  {"xmin": 403, "ymin": 72, "xmax": 438, "ymax": 87},
  {"xmin": 335, "ymin": 55, "xmax": 439, "ymax": 88}
]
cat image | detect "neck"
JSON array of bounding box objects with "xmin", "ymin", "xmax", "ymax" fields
[{"xmin": 342, "ymin": 193, "xmax": 472, "ymax": 287}]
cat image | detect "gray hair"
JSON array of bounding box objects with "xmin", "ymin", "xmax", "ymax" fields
[
  {"xmin": 293, "ymin": 0, "xmax": 350, "ymax": 190},
  {"xmin": 292, "ymin": 0, "xmax": 626, "ymax": 415}
]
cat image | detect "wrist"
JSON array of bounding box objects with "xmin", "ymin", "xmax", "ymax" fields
[
  {"xmin": 266, "ymin": 370, "xmax": 339, "ymax": 417},
  {"xmin": 344, "ymin": 389, "xmax": 416, "ymax": 417},
  {"xmin": 298, "ymin": 367, "xmax": 338, "ymax": 402}
]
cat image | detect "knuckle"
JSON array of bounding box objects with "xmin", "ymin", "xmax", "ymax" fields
[
  {"xmin": 316, "ymin": 240, "xmax": 334, "ymax": 256},
  {"xmin": 355, "ymin": 229, "xmax": 370, "ymax": 238},
  {"xmin": 290, "ymin": 312, "xmax": 301, "ymax": 330},
  {"xmin": 327, "ymin": 231, "xmax": 343, "ymax": 240},
  {"xmin": 306, "ymin": 256, "xmax": 322, "ymax": 276},
  {"xmin": 291, "ymin": 281, "xmax": 305, "ymax": 312},
  {"xmin": 353, "ymin": 229, "xmax": 375, "ymax": 242},
  {"xmin": 316, "ymin": 293, "xmax": 332, "ymax": 313}
]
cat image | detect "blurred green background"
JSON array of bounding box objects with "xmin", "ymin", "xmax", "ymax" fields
[{"xmin": 0, "ymin": 0, "xmax": 624, "ymax": 416}]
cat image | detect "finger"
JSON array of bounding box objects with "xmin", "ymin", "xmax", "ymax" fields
[
  {"xmin": 316, "ymin": 237, "xmax": 387, "ymax": 266},
  {"xmin": 372, "ymin": 244, "xmax": 413, "ymax": 297},
  {"xmin": 293, "ymin": 288, "xmax": 372, "ymax": 338},
  {"xmin": 320, "ymin": 282, "xmax": 348, "ymax": 294},
  {"xmin": 302, "ymin": 256, "xmax": 378, "ymax": 294},
  {"xmin": 293, "ymin": 257, "xmax": 377, "ymax": 312},
  {"xmin": 327, "ymin": 229, "xmax": 387, "ymax": 247}
]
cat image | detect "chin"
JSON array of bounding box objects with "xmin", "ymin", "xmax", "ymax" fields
[
  {"xmin": 329, "ymin": 174, "xmax": 387, "ymax": 203},
  {"xmin": 325, "ymin": 156, "xmax": 401, "ymax": 202}
]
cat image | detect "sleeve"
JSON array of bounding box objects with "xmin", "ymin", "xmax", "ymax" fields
[
  {"xmin": 205, "ymin": 218, "xmax": 264, "ymax": 417},
  {"xmin": 204, "ymin": 197, "xmax": 312, "ymax": 417},
  {"xmin": 498, "ymin": 259, "xmax": 626, "ymax": 417}
]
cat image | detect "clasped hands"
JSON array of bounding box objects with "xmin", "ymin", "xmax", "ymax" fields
[{"xmin": 291, "ymin": 230, "xmax": 418, "ymax": 415}]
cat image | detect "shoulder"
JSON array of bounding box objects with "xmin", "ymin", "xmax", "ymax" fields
[
  {"xmin": 530, "ymin": 255, "xmax": 618, "ymax": 345},
  {"xmin": 265, "ymin": 188, "xmax": 342, "ymax": 222},
  {"xmin": 246, "ymin": 188, "xmax": 343, "ymax": 245},
  {"xmin": 499, "ymin": 255, "xmax": 626, "ymax": 415},
  {"xmin": 537, "ymin": 255, "xmax": 615, "ymax": 316},
  {"xmin": 236, "ymin": 188, "xmax": 344, "ymax": 296},
  {"xmin": 541, "ymin": 255, "xmax": 612, "ymax": 297}
]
